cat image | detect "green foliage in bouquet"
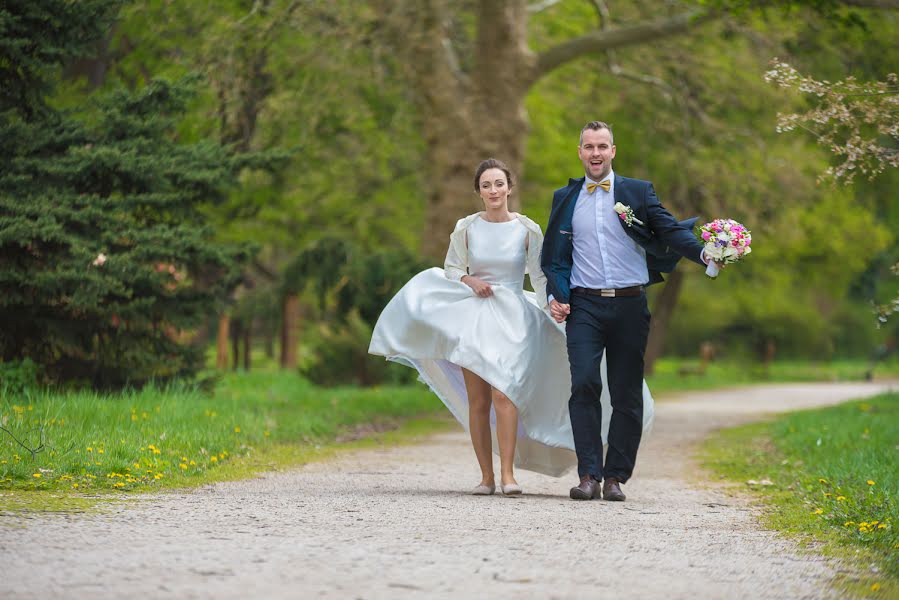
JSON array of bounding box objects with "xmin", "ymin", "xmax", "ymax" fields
[{"xmin": 0, "ymin": 0, "xmax": 277, "ymax": 387}]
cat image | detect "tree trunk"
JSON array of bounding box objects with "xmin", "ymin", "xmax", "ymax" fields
[
  {"xmin": 216, "ymin": 314, "xmax": 230, "ymax": 369},
  {"xmin": 242, "ymin": 323, "xmax": 251, "ymax": 371},
  {"xmin": 231, "ymin": 320, "xmax": 241, "ymax": 371},
  {"xmin": 418, "ymin": 2, "xmax": 532, "ymax": 259},
  {"xmin": 644, "ymin": 268, "xmax": 686, "ymax": 375},
  {"xmin": 264, "ymin": 331, "xmax": 275, "ymax": 359},
  {"xmin": 280, "ymin": 294, "xmax": 300, "ymax": 369},
  {"xmin": 377, "ymin": 0, "xmax": 718, "ymax": 257}
]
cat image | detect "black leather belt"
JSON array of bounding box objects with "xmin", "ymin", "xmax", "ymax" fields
[{"xmin": 571, "ymin": 286, "xmax": 644, "ymax": 298}]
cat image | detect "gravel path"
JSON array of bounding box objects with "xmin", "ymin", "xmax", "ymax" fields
[{"xmin": 2, "ymin": 381, "xmax": 895, "ymax": 599}]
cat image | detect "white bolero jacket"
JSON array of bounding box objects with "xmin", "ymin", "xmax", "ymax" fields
[{"xmin": 443, "ymin": 212, "xmax": 549, "ymax": 310}]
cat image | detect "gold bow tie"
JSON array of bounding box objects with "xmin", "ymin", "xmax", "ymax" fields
[{"xmin": 586, "ymin": 179, "xmax": 611, "ymax": 193}]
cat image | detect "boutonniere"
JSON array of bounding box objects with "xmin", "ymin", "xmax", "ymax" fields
[{"xmin": 613, "ymin": 202, "xmax": 644, "ymax": 227}]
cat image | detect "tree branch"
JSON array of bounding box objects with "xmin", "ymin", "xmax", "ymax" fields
[
  {"xmin": 840, "ymin": 0, "xmax": 899, "ymax": 8},
  {"xmin": 0, "ymin": 424, "xmax": 45, "ymax": 460},
  {"xmin": 532, "ymin": 9, "xmax": 716, "ymax": 83}
]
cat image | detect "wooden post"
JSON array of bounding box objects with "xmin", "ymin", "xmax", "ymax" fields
[
  {"xmin": 280, "ymin": 294, "xmax": 300, "ymax": 369},
  {"xmin": 216, "ymin": 314, "xmax": 230, "ymax": 369},
  {"xmin": 243, "ymin": 321, "xmax": 251, "ymax": 371}
]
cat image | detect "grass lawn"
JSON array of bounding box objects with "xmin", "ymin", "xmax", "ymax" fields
[
  {"xmin": 702, "ymin": 392, "xmax": 898, "ymax": 598},
  {"xmin": 0, "ymin": 371, "xmax": 445, "ymax": 508},
  {"xmin": 2, "ymin": 357, "xmax": 895, "ymax": 512},
  {"xmin": 646, "ymin": 357, "xmax": 899, "ymax": 395}
]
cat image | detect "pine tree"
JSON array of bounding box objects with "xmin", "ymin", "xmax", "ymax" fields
[{"xmin": 0, "ymin": 1, "xmax": 267, "ymax": 386}]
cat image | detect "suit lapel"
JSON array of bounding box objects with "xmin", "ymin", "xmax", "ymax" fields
[
  {"xmin": 548, "ymin": 177, "xmax": 584, "ymax": 232},
  {"xmin": 612, "ymin": 174, "xmax": 630, "ymax": 237}
]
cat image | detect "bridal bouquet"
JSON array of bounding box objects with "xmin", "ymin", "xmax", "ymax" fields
[{"xmin": 697, "ymin": 219, "xmax": 752, "ymax": 278}]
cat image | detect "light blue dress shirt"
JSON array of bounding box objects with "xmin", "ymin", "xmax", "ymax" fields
[{"xmin": 570, "ymin": 170, "xmax": 649, "ymax": 289}]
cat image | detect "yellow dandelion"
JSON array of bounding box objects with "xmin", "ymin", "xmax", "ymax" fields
[
  {"xmin": 877, "ymin": 524, "xmax": 887, "ymax": 529},
  {"xmin": 72, "ymin": 483, "xmax": 79, "ymax": 489},
  {"xmin": 813, "ymin": 508, "xmax": 824, "ymax": 515},
  {"xmin": 818, "ymin": 478, "xmax": 828, "ymax": 484},
  {"xmin": 154, "ymin": 473, "xmax": 163, "ymax": 480},
  {"xmin": 131, "ymin": 414, "xmax": 138, "ymax": 422},
  {"xmin": 86, "ymin": 447, "xmax": 93, "ymax": 452},
  {"xmin": 867, "ymin": 480, "xmax": 875, "ymax": 486},
  {"xmin": 823, "ymin": 492, "xmax": 832, "ymax": 498},
  {"xmin": 844, "ymin": 521, "xmax": 855, "ymax": 527},
  {"xmin": 152, "ymin": 447, "xmax": 161, "ymax": 455},
  {"xmin": 234, "ymin": 426, "xmax": 241, "ymax": 433},
  {"xmin": 871, "ymin": 583, "xmax": 880, "ymax": 592},
  {"xmin": 113, "ymin": 482, "xmax": 125, "ymax": 488},
  {"xmin": 189, "ymin": 460, "xmax": 196, "ymax": 466},
  {"xmin": 210, "ymin": 456, "xmax": 218, "ymax": 463},
  {"xmin": 179, "ymin": 463, "xmax": 188, "ymax": 470},
  {"xmin": 133, "ymin": 463, "xmax": 140, "ymax": 469},
  {"xmin": 32, "ymin": 473, "xmax": 41, "ymax": 478},
  {"xmin": 181, "ymin": 456, "xmax": 188, "ymax": 461},
  {"xmin": 264, "ymin": 431, "xmax": 270, "ymax": 438},
  {"xmin": 98, "ymin": 448, "xmax": 104, "ymax": 454},
  {"xmin": 836, "ymin": 496, "xmax": 846, "ymax": 501},
  {"xmin": 871, "ymin": 520, "xmax": 879, "ymax": 525}
]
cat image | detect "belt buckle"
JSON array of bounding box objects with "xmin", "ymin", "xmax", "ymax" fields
[{"xmin": 600, "ymin": 288, "xmax": 616, "ymax": 297}]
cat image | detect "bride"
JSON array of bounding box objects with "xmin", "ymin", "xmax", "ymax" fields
[{"xmin": 369, "ymin": 159, "xmax": 653, "ymax": 496}]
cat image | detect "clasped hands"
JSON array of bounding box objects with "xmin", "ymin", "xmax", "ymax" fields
[{"xmin": 549, "ymin": 299, "xmax": 570, "ymax": 323}]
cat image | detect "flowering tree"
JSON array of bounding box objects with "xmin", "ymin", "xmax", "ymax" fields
[
  {"xmin": 765, "ymin": 61, "xmax": 898, "ymax": 183},
  {"xmin": 765, "ymin": 61, "xmax": 899, "ymax": 323}
]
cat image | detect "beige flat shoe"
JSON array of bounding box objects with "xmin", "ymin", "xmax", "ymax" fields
[
  {"xmin": 500, "ymin": 483, "xmax": 522, "ymax": 496},
  {"xmin": 472, "ymin": 483, "xmax": 496, "ymax": 495}
]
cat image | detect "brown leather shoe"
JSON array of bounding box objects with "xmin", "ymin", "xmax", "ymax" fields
[
  {"xmin": 602, "ymin": 477, "xmax": 626, "ymax": 501},
  {"xmin": 569, "ymin": 475, "xmax": 601, "ymax": 500}
]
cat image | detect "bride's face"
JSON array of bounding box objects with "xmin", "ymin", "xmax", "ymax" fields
[{"xmin": 478, "ymin": 168, "xmax": 510, "ymax": 211}]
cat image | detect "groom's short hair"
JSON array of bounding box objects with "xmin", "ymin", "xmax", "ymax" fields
[{"xmin": 580, "ymin": 121, "xmax": 614, "ymax": 145}]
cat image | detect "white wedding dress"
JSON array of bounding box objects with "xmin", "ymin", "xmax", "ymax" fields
[{"xmin": 369, "ymin": 216, "xmax": 654, "ymax": 477}]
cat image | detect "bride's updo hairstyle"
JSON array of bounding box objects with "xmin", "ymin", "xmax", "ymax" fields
[{"xmin": 473, "ymin": 158, "xmax": 515, "ymax": 192}]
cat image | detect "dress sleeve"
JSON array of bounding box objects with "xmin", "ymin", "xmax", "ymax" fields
[
  {"xmin": 526, "ymin": 223, "xmax": 549, "ymax": 311},
  {"xmin": 443, "ymin": 220, "xmax": 468, "ymax": 281}
]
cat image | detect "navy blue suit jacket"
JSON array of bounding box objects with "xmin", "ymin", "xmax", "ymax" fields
[{"xmin": 541, "ymin": 175, "xmax": 704, "ymax": 304}]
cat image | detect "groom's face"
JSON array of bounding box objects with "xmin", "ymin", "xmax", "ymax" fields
[{"xmin": 578, "ymin": 128, "xmax": 616, "ymax": 182}]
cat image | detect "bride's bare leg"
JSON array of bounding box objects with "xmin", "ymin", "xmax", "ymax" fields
[
  {"xmin": 492, "ymin": 389, "xmax": 518, "ymax": 486},
  {"xmin": 462, "ymin": 367, "xmax": 494, "ymax": 486}
]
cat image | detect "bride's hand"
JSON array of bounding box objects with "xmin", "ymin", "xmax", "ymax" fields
[{"xmin": 461, "ymin": 275, "xmax": 493, "ymax": 298}]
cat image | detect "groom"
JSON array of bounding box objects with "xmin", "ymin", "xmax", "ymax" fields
[{"xmin": 541, "ymin": 121, "xmax": 710, "ymax": 502}]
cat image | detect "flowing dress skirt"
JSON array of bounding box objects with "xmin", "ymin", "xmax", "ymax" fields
[{"xmin": 369, "ymin": 267, "xmax": 654, "ymax": 477}]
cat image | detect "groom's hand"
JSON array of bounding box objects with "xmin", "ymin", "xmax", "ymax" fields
[{"xmin": 549, "ymin": 299, "xmax": 570, "ymax": 323}]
